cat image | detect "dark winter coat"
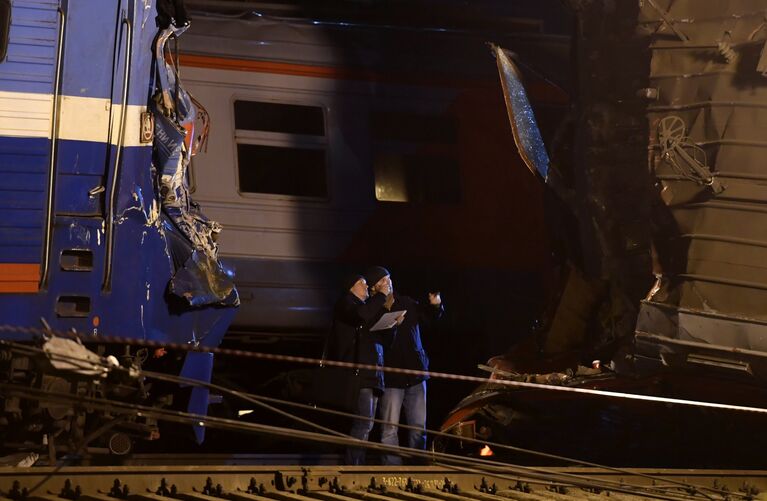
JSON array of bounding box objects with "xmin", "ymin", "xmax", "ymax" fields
[
  {"xmin": 383, "ymin": 293, "xmax": 443, "ymax": 388},
  {"xmin": 327, "ymin": 292, "xmax": 389, "ymax": 391}
]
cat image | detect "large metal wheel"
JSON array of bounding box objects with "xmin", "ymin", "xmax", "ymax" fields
[{"xmin": 658, "ymin": 115, "xmax": 686, "ymax": 148}]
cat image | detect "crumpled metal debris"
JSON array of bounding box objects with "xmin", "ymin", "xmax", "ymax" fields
[
  {"xmin": 170, "ymin": 249, "xmax": 236, "ymax": 307},
  {"xmin": 0, "ymin": 452, "xmax": 39, "ymax": 467},
  {"xmin": 479, "ymin": 362, "xmax": 605, "ymax": 385},
  {"xmin": 151, "ymin": 22, "xmax": 238, "ymax": 308},
  {"xmin": 43, "ymin": 337, "xmax": 109, "ymax": 377}
]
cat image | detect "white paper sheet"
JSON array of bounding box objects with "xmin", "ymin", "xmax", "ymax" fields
[{"xmin": 369, "ymin": 310, "xmax": 406, "ymax": 331}]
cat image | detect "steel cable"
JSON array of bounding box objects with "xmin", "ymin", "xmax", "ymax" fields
[
  {"xmin": 1, "ymin": 323, "xmax": 767, "ymax": 416},
  {"xmin": 0, "ymin": 340, "xmax": 731, "ymax": 500},
  {"xmin": 0, "ymin": 382, "xmax": 706, "ymax": 501}
]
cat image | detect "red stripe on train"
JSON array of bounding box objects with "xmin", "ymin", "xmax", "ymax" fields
[
  {"xmin": 0, "ymin": 264, "xmax": 39, "ymax": 293},
  {"xmin": 178, "ymin": 54, "xmax": 568, "ymax": 104}
]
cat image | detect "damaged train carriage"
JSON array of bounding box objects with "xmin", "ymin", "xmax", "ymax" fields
[
  {"xmin": 176, "ymin": 2, "xmax": 571, "ymax": 397},
  {"xmin": 441, "ymin": 0, "xmax": 767, "ymax": 468},
  {"xmin": 0, "ymin": 0, "xmax": 237, "ymax": 455}
]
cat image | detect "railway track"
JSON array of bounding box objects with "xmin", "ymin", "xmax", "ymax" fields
[
  {"xmin": 0, "ymin": 339, "xmax": 765, "ymax": 500},
  {"xmin": 1, "ymin": 465, "xmax": 765, "ymax": 501}
]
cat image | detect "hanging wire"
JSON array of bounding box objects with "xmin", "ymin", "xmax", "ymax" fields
[
  {"xmin": 3, "ymin": 324, "xmax": 767, "ymax": 416},
  {"xmin": 184, "ymin": 1, "xmax": 566, "ymax": 40},
  {"xmin": 0, "ymin": 381, "xmax": 707, "ymax": 501},
  {"xmin": 0, "ymin": 340, "xmax": 738, "ymax": 500}
]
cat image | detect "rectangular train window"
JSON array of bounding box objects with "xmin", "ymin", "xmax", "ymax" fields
[
  {"xmin": 0, "ymin": 0, "xmax": 10, "ymax": 62},
  {"xmin": 371, "ymin": 111, "xmax": 461, "ymax": 204},
  {"xmin": 234, "ymin": 100, "xmax": 328, "ymax": 198}
]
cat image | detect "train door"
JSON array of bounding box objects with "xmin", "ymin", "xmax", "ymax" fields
[{"xmin": 44, "ymin": 0, "xmax": 130, "ymax": 320}]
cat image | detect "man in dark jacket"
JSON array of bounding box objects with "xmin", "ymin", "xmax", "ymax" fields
[
  {"xmin": 364, "ymin": 266, "xmax": 443, "ymax": 465},
  {"xmin": 327, "ymin": 273, "xmax": 391, "ymax": 465}
]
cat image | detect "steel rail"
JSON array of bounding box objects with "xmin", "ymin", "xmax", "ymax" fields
[
  {"xmin": 0, "ymin": 383, "xmax": 700, "ymax": 501},
  {"xmin": 142, "ymin": 374, "xmax": 723, "ymax": 499},
  {"xmin": 1, "ymin": 341, "xmax": 730, "ymax": 499},
  {"xmin": 0, "ymin": 341, "xmax": 747, "ymax": 500}
]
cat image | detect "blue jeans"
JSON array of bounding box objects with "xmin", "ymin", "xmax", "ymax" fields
[
  {"xmin": 379, "ymin": 381, "xmax": 426, "ymax": 465},
  {"xmin": 345, "ymin": 387, "xmax": 378, "ymax": 465}
]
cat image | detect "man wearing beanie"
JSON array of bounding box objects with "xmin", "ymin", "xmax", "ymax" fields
[
  {"xmin": 364, "ymin": 266, "xmax": 443, "ymax": 465},
  {"xmin": 327, "ymin": 272, "xmax": 390, "ymax": 465}
]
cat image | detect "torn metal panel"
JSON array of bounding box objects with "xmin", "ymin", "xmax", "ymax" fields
[
  {"xmin": 170, "ymin": 248, "xmax": 237, "ymax": 307},
  {"xmin": 150, "ymin": 22, "xmax": 238, "ymax": 308},
  {"xmin": 490, "ymin": 4, "xmax": 655, "ymax": 358},
  {"xmin": 493, "ymin": 44, "xmax": 550, "ymax": 180},
  {"xmin": 43, "ymin": 337, "xmax": 110, "ymax": 377},
  {"xmin": 162, "ymin": 213, "xmax": 238, "ymax": 307},
  {"xmin": 531, "ymin": 0, "xmax": 656, "ymax": 355}
]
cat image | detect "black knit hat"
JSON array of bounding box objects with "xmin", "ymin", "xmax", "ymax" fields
[
  {"xmin": 364, "ymin": 266, "xmax": 390, "ymax": 287},
  {"xmin": 341, "ymin": 273, "xmax": 365, "ymax": 292}
]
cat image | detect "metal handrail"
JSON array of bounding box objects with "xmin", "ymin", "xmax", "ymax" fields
[
  {"xmin": 102, "ymin": 12, "xmax": 132, "ymax": 291},
  {"xmin": 39, "ymin": 6, "xmax": 65, "ymax": 289}
]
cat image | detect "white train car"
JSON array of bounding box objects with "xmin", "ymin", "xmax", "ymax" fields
[{"xmin": 177, "ymin": 7, "xmax": 570, "ymax": 356}]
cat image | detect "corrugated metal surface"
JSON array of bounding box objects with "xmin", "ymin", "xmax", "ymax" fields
[
  {"xmin": 631, "ymin": 0, "xmax": 767, "ymax": 378},
  {"xmin": 644, "ymin": 0, "xmax": 767, "ymax": 322},
  {"xmin": 0, "ymin": 0, "xmax": 58, "ymax": 270},
  {"xmin": 0, "ymin": 0, "xmax": 58, "ymax": 95}
]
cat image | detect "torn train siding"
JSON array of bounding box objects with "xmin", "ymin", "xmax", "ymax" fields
[
  {"xmin": 492, "ymin": 1, "xmax": 655, "ymax": 360},
  {"xmin": 490, "ymin": 1, "xmax": 767, "ymax": 369},
  {"xmin": 150, "ymin": 23, "xmax": 238, "ymax": 309},
  {"xmin": 537, "ymin": 0, "xmax": 767, "ymax": 375},
  {"xmin": 633, "ymin": 0, "xmax": 767, "ymax": 379},
  {"xmin": 493, "ymin": 44, "xmax": 551, "ymax": 180},
  {"xmin": 438, "ymin": 0, "xmax": 767, "ymax": 468}
]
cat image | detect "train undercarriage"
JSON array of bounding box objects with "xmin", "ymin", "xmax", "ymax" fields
[{"xmin": 0, "ymin": 338, "xmax": 173, "ymax": 460}]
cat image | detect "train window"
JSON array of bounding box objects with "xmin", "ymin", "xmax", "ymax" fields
[
  {"xmin": 0, "ymin": 0, "xmax": 9, "ymax": 62},
  {"xmin": 237, "ymin": 144, "xmax": 327, "ymax": 197},
  {"xmin": 374, "ymin": 154, "xmax": 460, "ymax": 204},
  {"xmin": 234, "ymin": 100, "xmax": 328, "ymax": 198},
  {"xmin": 371, "ymin": 110, "xmax": 461, "ymax": 204},
  {"xmin": 234, "ymin": 100, "xmax": 324, "ymax": 136}
]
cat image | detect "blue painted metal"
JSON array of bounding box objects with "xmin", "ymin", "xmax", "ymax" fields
[
  {"xmin": 0, "ymin": 0, "xmax": 238, "ymax": 443},
  {"xmin": 59, "ymin": 0, "xmax": 120, "ymax": 100},
  {"xmin": 0, "ymin": 136, "xmax": 48, "ymax": 263},
  {"xmin": 180, "ymin": 351, "xmax": 215, "ymax": 443},
  {"xmin": 57, "ymin": 140, "xmax": 109, "ymax": 175},
  {"xmin": 0, "ymin": 1, "xmax": 57, "ymax": 94}
]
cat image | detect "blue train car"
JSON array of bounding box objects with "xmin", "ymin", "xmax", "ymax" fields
[{"xmin": 0, "ymin": 0, "xmax": 237, "ymax": 454}]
